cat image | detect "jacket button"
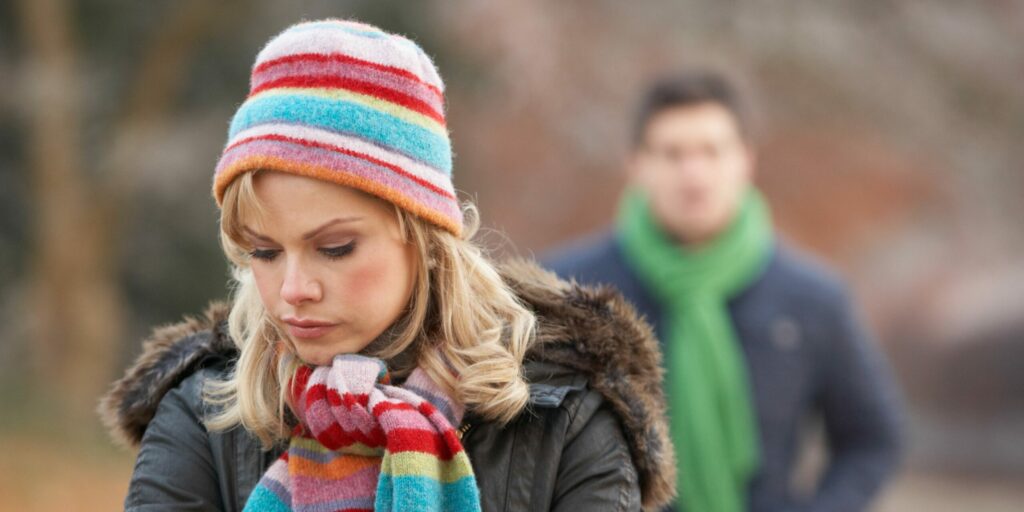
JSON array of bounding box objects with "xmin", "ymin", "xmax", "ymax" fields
[{"xmin": 771, "ymin": 317, "xmax": 801, "ymax": 351}]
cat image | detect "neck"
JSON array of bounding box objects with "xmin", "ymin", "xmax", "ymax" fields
[
  {"xmin": 667, "ymin": 227, "xmax": 719, "ymax": 249},
  {"xmin": 661, "ymin": 212, "xmax": 735, "ymax": 250},
  {"xmin": 359, "ymin": 320, "xmax": 418, "ymax": 378}
]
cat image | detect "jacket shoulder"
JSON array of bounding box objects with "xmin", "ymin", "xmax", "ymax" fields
[
  {"xmin": 521, "ymin": 361, "xmax": 620, "ymax": 443},
  {"xmin": 465, "ymin": 359, "xmax": 643, "ymax": 511},
  {"xmin": 774, "ymin": 242, "xmax": 851, "ymax": 297},
  {"xmin": 168, "ymin": 364, "xmax": 233, "ymax": 417},
  {"xmin": 521, "ymin": 359, "xmax": 588, "ymax": 407},
  {"xmin": 540, "ymin": 229, "xmax": 619, "ymax": 282}
]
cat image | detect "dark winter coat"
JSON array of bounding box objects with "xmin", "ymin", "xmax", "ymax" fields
[
  {"xmin": 543, "ymin": 232, "xmax": 904, "ymax": 512},
  {"xmin": 99, "ymin": 259, "xmax": 677, "ymax": 511}
]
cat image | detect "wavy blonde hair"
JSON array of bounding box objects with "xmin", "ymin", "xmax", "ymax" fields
[{"xmin": 203, "ymin": 170, "xmax": 536, "ymax": 448}]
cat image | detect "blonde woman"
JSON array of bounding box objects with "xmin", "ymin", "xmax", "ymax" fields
[{"xmin": 99, "ymin": 19, "xmax": 675, "ymax": 512}]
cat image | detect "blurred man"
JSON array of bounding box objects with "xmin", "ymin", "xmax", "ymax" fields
[{"xmin": 543, "ymin": 70, "xmax": 903, "ymax": 512}]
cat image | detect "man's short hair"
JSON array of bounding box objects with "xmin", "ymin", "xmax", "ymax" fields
[{"xmin": 631, "ymin": 69, "xmax": 753, "ymax": 148}]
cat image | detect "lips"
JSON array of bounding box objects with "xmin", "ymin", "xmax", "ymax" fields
[
  {"xmin": 282, "ymin": 317, "xmax": 339, "ymax": 340},
  {"xmin": 681, "ymin": 188, "xmax": 707, "ymax": 206}
]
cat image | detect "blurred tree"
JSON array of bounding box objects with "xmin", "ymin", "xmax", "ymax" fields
[{"xmin": 14, "ymin": 0, "xmax": 232, "ymax": 420}]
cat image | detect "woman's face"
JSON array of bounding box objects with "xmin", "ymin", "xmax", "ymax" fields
[{"xmin": 243, "ymin": 171, "xmax": 417, "ymax": 366}]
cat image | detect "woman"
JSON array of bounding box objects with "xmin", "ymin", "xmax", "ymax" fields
[{"xmin": 99, "ymin": 18, "xmax": 675, "ymax": 512}]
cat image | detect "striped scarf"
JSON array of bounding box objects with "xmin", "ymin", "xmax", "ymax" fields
[{"xmin": 243, "ymin": 354, "xmax": 481, "ymax": 512}]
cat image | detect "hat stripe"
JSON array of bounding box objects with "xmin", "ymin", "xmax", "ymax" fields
[
  {"xmin": 253, "ymin": 52, "xmax": 443, "ymax": 107},
  {"xmin": 225, "ymin": 122, "xmax": 454, "ymax": 194},
  {"xmin": 214, "ymin": 154, "xmax": 462, "ymax": 232},
  {"xmin": 251, "ymin": 75, "xmax": 444, "ymax": 125},
  {"xmin": 255, "ymin": 28, "xmax": 436, "ymax": 82},
  {"xmin": 247, "ymin": 87, "xmax": 445, "ymax": 136},
  {"xmin": 227, "ymin": 93, "xmax": 451, "ymax": 173},
  {"xmin": 214, "ymin": 142, "xmax": 460, "ymax": 218},
  {"xmin": 220, "ymin": 133, "xmax": 456, "ymax": 200}
]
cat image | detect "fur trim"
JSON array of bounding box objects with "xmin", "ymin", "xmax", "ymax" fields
[
  {"xmin": 98, "ymin": 258, "xmax": 676, "ymax": 509},
  {"xmin": 498, "ymin": 259, "xmax": 676, "ymax": 509},
  {"xmin": 96, "ymin": 301, "xmax": 233, "ymax": 449}
]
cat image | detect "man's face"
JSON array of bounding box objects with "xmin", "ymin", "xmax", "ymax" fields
[{"xmin": 629, "ymin": 102, "xmax": 754, "ymax": 245}]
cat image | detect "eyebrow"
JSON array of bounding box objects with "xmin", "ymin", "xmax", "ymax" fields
[{"xmin": 242, "ymin": 216, "xmax": 364, "ymax": 242}]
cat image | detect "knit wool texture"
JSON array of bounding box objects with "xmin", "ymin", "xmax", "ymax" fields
[
  {"xmin": 243, "ymin": 354, "xmax": 481, "ymax": 512},
  {"xmin": 212, "ymin": 18, "xmax": 462, "ymax": 236},
  {"xmin": 615, "ymin": 185, "xmax": 772, "ymax": 512}
]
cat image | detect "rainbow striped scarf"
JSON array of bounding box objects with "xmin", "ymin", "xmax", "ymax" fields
[{"xmin": 243, "ymin": 354, "xmax": 481, "ymax": 512}]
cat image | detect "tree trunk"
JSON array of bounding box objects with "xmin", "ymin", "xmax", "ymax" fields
[{"xmin": 16, "ymin": 0, "xmax": 125, "ymax": 419}]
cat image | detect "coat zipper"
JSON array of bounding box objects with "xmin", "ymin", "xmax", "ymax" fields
[{"xmin": 456, "ymin": 420, "xmax": 473, "ymax": 440}]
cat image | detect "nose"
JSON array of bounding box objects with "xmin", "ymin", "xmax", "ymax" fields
[
  {"xmin": 280, "ymin": 257, "xmax": 323, "ymax": 306},
  {"xmin": 675, "ymin": 152, "xmax": 706, "ymax": 175}
]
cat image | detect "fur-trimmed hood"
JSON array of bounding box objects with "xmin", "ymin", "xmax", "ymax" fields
[{"xmin": 98, "ymin": 258, "xmax": 675, "ymax": 508}]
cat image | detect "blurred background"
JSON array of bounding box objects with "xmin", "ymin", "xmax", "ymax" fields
[{"xmin": 1, "ymin": 0, "xmax": 1022, "ymax": 510}]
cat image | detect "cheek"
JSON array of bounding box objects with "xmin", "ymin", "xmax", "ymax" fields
[
  {"xmin": 343, "ymin": 257, "xmax": 390, "ymax": 300},
  {"xmin": 251, "ymin": 265, "xmax": 282, "ymax": 306},
  {"xmin": 646, "ymin": 165, "xmax": 676, "ymax": 191},
  {"xmin": 702, "ymin": 157, "xmax": 741, "ymax": 204},
  {"xmin": 638, "ymin": 169, "xmax": 673, "ymax": 207},
  {"xmin": 722, "ymin": 160, "xmax": 750, "ymax": 206},
  {"xmin": 336, "ymin": 244, "xmax": 414, "ymax": 319}
]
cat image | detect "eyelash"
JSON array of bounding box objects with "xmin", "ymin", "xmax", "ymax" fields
[{"xmin": 248, "ymin": 241, "xmax": 357, "ymax": 262}]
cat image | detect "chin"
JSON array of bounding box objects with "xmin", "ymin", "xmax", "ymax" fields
[
  {"xmin": 291, "ymin": 343, "xmax": 334, "ymax": 366},
  {"xmin": 293, "ymin": 338, "xmax": 365, "ymax": 366},
  {"xmin": 665, "ymin": 220, "xmax": 715, "ymax": 245}
]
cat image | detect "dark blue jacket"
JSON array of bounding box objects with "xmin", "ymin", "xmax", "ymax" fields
[{"xmin": 542, "ymin": 229, "xmax": 903, "ymax": 512}]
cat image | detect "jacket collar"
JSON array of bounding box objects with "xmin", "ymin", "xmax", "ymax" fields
[{"xmin": 98, "ymin": 258, "xmax": 675, "ymax": 508}]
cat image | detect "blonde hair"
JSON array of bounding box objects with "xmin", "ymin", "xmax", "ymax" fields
[{"xmin": 204, "ymin": 170, "xmax": 536, "ymax": 448}]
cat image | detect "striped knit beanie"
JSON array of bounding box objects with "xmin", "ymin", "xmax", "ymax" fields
[{"xmin": 212, "ymin": 18, "xmax": 463, "ymax": 236}]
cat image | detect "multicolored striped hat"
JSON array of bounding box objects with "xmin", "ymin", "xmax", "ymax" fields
[{"xmin": 212, "ymin": 18, "xmax": 463, "ymax": 236}]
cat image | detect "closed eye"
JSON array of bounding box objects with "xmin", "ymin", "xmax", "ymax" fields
[
  {"xmin": 249, "ymin": 248, "xmax": 279, "ymax": 261},
  {"xmin": 248, "ymin": 242, "xmax": 356, "ymax": 262},
  {"xmin": 320, "ymin": 241, "xmax": 356, "ymax": 260}
]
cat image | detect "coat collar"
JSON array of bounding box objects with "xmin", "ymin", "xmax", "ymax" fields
[{"xmin": 98, "ymin": 258, "xmax": 675, "ymax": 509}]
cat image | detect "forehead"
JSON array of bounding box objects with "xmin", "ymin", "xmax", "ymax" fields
[
  {"xmin": 644, "ymin": 102, "xmax": 742, "ymax": 142},
  {"xmin": 243, "ymin": 171, "xmax": 391, "ymax": 232}
]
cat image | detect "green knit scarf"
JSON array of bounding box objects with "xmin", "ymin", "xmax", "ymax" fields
[{"xmin": 616, "ymin": 185, "xmax": 773, "ymax": 512}]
